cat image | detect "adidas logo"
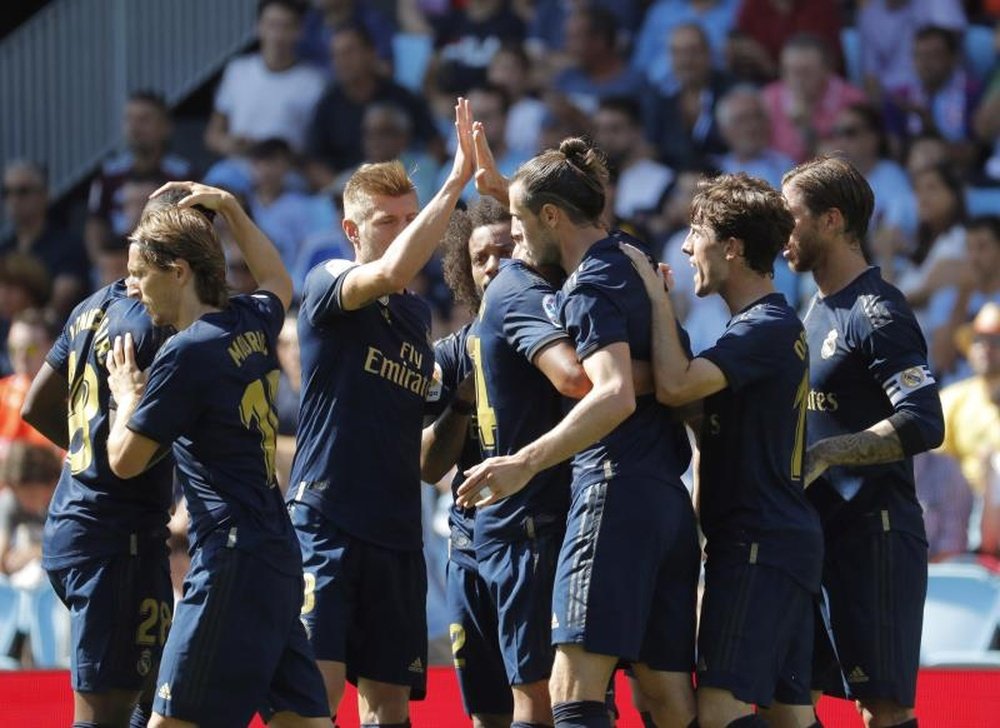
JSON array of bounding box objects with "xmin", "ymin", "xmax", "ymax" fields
[
  {"xmin": 551, "ymin": 613, "xmax": 560, "ymax": 629},
  {"xmin": 847, "ymin": 666, "xmax": 869, "ymax": 683},
  {"xmin": 408, "ymin": 658, "xmax": 424, "ymax": 674},
  {"xmin": 157, "ymin": 683, "xmax": 172, "ymax": 701}
]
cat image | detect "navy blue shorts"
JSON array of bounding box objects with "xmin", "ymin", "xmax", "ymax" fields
[
  {"xmin": 697, "ymin": 560, "xmax": 814, "ymax": 707},
  {"xmin": 152, "ymin": 537, "xmax": 329, "ymax": 725},
  {"xmin": 552, "ymin": 478, "xmax": 698, "ymax": 671},
  {"xmin": 446, "ymin": 552, "xmax": 513, "ymax": 716},
  {"xmin": 813, "ymin": 525, "xmax": 927, "ymax": 707},
  {"xmin": 291, "ymin": 503, "xmax": 428, "ymax": 699},
  {"xmin": 48, "ymin": 543, "xmax": 172, "ymax": 694},
  {"xmin": 478, "ymin": 525, "xmax": 562, "ymax": 686}
]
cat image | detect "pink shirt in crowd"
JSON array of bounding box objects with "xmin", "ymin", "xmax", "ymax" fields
[{"xmin": 762, "ymin": 75, "xmax": 866, "ymax": 162}]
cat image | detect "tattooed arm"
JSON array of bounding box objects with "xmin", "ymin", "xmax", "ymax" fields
[{"xmin": 803, "ymin": 419, "xmax": 904, "ymax": 486}]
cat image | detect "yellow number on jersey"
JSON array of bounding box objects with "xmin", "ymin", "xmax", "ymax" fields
[
  {"xmin": 135, "ymin": 598, "xmax": 172, "ymax": 646},
  {"xmin": 791, "ymin": 369, "xmax": 808, "ymax": 480},
  {"xmin": 301, "ymin": 572, "xmax": 316, "ymax": 615},
  {"xmin": 67, "ymin": 350, "xmax": 101, "ymax": 474},
  {"xmin": 239, "ymin": 370, "xmax": 280, "ymax": 484},
  {"xmin": 466, "ymin": 335, "xmax": 497, "ymax": 451}
]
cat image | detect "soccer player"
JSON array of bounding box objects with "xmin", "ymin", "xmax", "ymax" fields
[
  {"xmin": 458, "ymin": 138, "xmax": 699, "ymax": 728},
  {"xmin": 287, "ymin": 99, "xmax": 475, "ymax": 724},
  {"xmin": 619, "ymin": 173, "xmax": 823, "ymax": 728},
  {"xmin": 104, "ymin": 181, "xmax": 329, "ymax": 727},
  {"xmin": 21, "ymin": 189, "xmax": 198, "ymax": 728},
  {"xmin": 422, "ymin": 198, "xmax": 516, "ymax": 728},
  {"xmin": 782, "ymin": 156, "xmax": 944, "ymax": 728}
]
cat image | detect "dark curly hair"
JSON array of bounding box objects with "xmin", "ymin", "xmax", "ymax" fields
[{"xmin": 442, "ymin": 198, "xmax": 511, "ymax": 314}]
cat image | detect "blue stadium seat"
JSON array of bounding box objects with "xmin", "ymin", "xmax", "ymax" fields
[
  {"xmin": 921, "ymin": 562, "xmax": 1000, "ymax": 666},
  {"xmin": 964, "ymin": 25, "xmax": 996, "ymax": 83},
  {"xmin": 841, "ymin": 27, "xmax": 863, "ymax": 87},
  {"xmin": 0, "ymin": 578, "xmax": 23, "ymax": 669},
  {"xmin": 966, "ymin": 186, "xmax": 1000, "ymax": 217},
  {"xmin": 26, "ymin": 581, "xmax": 71, "ymax": 669}
]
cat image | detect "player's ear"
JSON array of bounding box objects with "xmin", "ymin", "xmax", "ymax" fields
[
  {"xmin": 540, "ymin": 202, "xmax": 559, "ymax": 229},
  {"xmin": 342, "ymin": 218, "xmax": 360, "ymax": 249},
  {"xmin": 724, "ymin": 237, "xmax": 744, "ymax": 261},
  {"xmin": 172, "ymin": 258, "xmax": 192, "ymax": 283}
]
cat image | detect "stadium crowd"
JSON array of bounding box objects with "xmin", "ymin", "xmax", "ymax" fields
[{"xmin": 1, "ymin": 0, "xmax": 999, "ymax": 725}]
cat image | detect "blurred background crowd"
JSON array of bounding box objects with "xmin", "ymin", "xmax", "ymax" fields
[{"xmin": 0, "ymin": 0, "xmax": 999, "ymax": 671}]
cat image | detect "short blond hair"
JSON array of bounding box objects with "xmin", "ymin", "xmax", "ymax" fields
[{"xmin": 342, "ymin": 160, "xmax": 415, "ymax": 222}]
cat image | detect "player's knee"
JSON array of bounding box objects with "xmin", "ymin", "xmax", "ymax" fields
[
  {"xmin": 856, "ymin": 698, "xmax": 914, "ymax": 727},
  {"xmin": 357, "ymin": 679, "xmax": 410, "ymax": 723},
  {"xmin": 513, "ymin": 679, "xmax": 554, "ymax": 722},
  {"xmin": 473, "ymin": 714, "xmax": 515, "ymax": 728},
  {"xmin": 696, "ymin": 687, "xmax": 755, "ymax": 728}
]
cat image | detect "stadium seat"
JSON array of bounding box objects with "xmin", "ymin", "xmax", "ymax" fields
[
  {"xmin": 841, "ymin": 27, "xmax": 863, "ymax": 87},
  {"xmin": 25, "ymin": 581, "xmax": 71, "ymax": 669},
  {"xmin": 0, "ymin": 579, "xmax": 23, "ymax": 669},
  {"xmin": 966, "ymin": 186, "xmax": 1000, "ymax": 217},
  {"xmin": 921, "ymin": 562, "xmax": 1000, "ymax": 666},
  {"xmin": 964, "ymin": 25, "xmax": 996, "ymax": 83}
]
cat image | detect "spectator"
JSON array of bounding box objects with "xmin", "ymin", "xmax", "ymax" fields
[
  {"xmin": 304, "ymin": 23, "xmax": 440, "ymax": 190},
  {"xmin": 85, "ymin": 90, "xmax": 193, "ymax": 261},
  {"xmin": 432, "ymin": 0, "xmax": 526, "ymax": 94},
  {"xmin": 527, "ymin": 0, "xmax": 642, "ymax": 58},
  {"xmin": 982, "ymin": 452, "xmax": 1000, "ymax": 557},
  {"xmin": 296, "ymin": 0, "xmax": 396, "ymax": 71},
  {"xmin": 644, "ymin": 23, "xmax": 732, "ymax": 169},
  {"xmin": 0, "ymin": 309, "xmax": 61, "ymax": 459},
  {"xmin": 761, "ymin": 34, "xmax": 866, "ymax": 163},
  {"xmin": 551, "ymin": 4, "xmax": 644, "ymax": 116},
  {"xmin": 630, "ymin": 0, "xmax": 739, "ymax": 92},
  {"xmin": 714, "ymin": 84, "xmax": 794, "ymax": 188},
  {"xmin": 0, "ymin": 256, "xmax": 50, "ymax": 376},
  {"xmin": 914, "ymin": 451, "xmax": 973, "ymax": 561},
  {"xmin": 593, "ymin": 96, "xmax": 674, "ymax": 225},
  {"xmin": 728, "ymin": 0, "xmax": 843, "ymax": 83},
  {"xmin": 858, "ymin": 0, "xmax": 966, "ymax": 101},
  {"xmin": 893, "ymin": 162, "xmax": 967, "ymax": 312},
  {"xmin": 0, "ymin": 442, "xmax": 61, "ymax": 586},
  {"xmin": 247, "ymin": 138, "xmax": 327, "ymax": 274},
  {"xmin": 973, "ymin": 54, "xmax": 1000, "ymax": 182},
  {"xmin": 203, "ymin": 0, "xmax": 326, "ymax": 191},
  {"xmin": 1, "ymin": 161, "xmax": 88, "ymax": 318},
  {"xmin": 353, "ymin": 102, "xmax": 440, "ymax": 206},
  {"xmin": 887, "ymin": 26, "xmax": 982, "ymax": 150},
  {"xmin": 905, "ymin": 130, "xmax": 951, "ymax": 175},
  {"xmin": 939, "ymin": 302, "xmax": 1000, "ymax": 504},
  {"xmin": 487, "ymin": 42, "xmax": 547, "ymax": 158},
  {"xmin": 929, "ymin": 216, "xmax": 1000, "ymax": 376},
  {"xmin": 828, "ymin": 103, "xmax": 919, "ymax": 263}
]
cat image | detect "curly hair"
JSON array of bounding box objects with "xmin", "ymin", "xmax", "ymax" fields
[
  {"xmin": 442, "ymin": 197, "xmax": 512, "ymax": 314},
  {"xmin": 690, "ymin": 173, "xmax": 795, "ymax": 277}
]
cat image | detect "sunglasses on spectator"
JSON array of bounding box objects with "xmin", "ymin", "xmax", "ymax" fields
[
  {"xmin": 1, "ymin": 185, "xmax": 42, "ymax": 198},
  {"xmin": 832, "ymin": 125, "xmax": 868, "ymax": 139}
]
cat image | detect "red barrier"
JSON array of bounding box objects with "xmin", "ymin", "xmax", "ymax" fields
[{"xmin": 1, "ymin": 668, "xmax": 998, "ymax": 726}]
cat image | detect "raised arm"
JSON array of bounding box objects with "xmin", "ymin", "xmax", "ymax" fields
[
  {"xmin": 619, "ymin": 242, "xmax": 727, "ymax": 406},
  {"xmin": 152, "ymin": 181, "xmax": 293, "ymax": 311},
  {"xmin": 21, "ymin": 363, "xmax": 69, "ymax": 449},
  {"xmin": 457, "ymin": 341, "xmax": 635, "ymax": 507},
  {"xmin": 339, "ymin": 99, "xmax": 476, "ymax": 311}
]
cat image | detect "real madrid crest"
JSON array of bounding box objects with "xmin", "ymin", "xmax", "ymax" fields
[
  {"xmin": 137, "ymin": 647, "xmax": 152, "ymax": 677},
  {"xmin": 821, "ymin": 329, "xmax": 838, "ymax": 359}
]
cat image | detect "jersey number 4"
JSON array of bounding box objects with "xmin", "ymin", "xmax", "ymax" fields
[{"xmin": 466, "ymin": 335, "xmax": 498, "ymax": 452}]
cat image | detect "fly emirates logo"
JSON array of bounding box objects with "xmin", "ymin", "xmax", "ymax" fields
[{"xmin": 363, "ymin": 341, "xmax": 432, "ymax": 397}]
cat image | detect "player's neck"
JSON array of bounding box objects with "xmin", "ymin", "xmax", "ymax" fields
[
  {"xmin": 720, "ymin": 272, "xmax": 774, "ymax": 316},
  {"xmin": 813, "ymin": 243, "xmax": 868, "ymax": 298},
  {"xmin": 176, "ymin": 299, "xmax": 223, "ymax": 331},
  {"xmin": 561, "ymin": 226, "xmax": 610, "ymax": 274}
]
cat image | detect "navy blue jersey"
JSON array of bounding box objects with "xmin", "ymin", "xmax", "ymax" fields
[
  {"xmin": 698, "ymin": 293, "xmax": 823, "ymax": 591},
  {"xmin": 42, "ymin": 280, "xmax": 173, "ymax": 570},
  {"xmin": 290, "ymin": 260, "xmax": 435, "ymax": 551},
  {"xmin": 557, "ymin": 232, "xmax": 692, "ymax": 489},
  {"xmin": 803, "ymin": 267, "xmax": 938, "ymax": 536},
  {"xmin": 432, "ymin": 323, "xmax": 479, "ymax": 566},
  {"xmin": 128, "ymin": 292, "xmax": 300, "ymax": 576},
  {"xmin": 468, "ymin": 260, "xmax": 571, "ymax": 552}
]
